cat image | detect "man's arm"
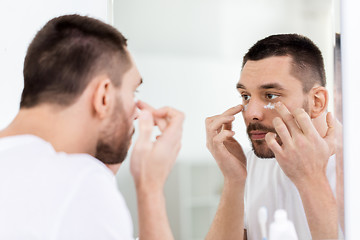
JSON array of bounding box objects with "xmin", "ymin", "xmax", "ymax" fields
[
  {"xmin": 130, "ymin": 102, "xmax": 184, "ymax": 240},
  {"xmin": 265, "ymin": 102, "xmax": 338, "ymax": 239},
  {"xmin": 206, "ymin": 180, "xmax": 246, "ymax": 240},
  {"xmin": 205, "ymin": 105, "xmax": 247, "ymax": 240}
]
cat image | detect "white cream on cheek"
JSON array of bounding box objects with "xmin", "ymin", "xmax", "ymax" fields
[
  {"xmin": 242, "ymin": 102, "xmax": 277, "ymax": 112},
  {"xmin": 243, "ymin": 104, "xmax": 248, "ymax": 111},
  {"xmin": 263, "ymin": 102, "xmax": 275, "ymax": 109}
]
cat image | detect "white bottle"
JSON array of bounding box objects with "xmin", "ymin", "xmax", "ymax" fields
[{"xmin": 269, "ymin": 209, "xmax": 298, "ymax": 240}]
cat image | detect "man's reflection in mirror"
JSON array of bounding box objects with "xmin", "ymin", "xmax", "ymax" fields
[{"xmin": 205, "ymin": 34, "xmax": 339, "ymax": 240}]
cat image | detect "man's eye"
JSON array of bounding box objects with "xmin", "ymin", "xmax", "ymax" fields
[
  {"xmin": 265, "ymin": 93, "xmax": 279, "ymax": 100},
  {"xmin": 241, "ymin": 94, "xmax": 251, "ymax": 102}
]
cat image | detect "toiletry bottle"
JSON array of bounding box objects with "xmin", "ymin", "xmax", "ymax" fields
[
  {"xmin": 269, "ymin": 209, "xmax": 298, "ymax": 240},
  {"xmin": 258, "ymin": 206, "xmax": 268, "ymax": 240}
]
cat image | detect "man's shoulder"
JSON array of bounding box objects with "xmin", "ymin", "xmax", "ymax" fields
[
  {"xmin": 0, "ymin": 134, "xmax": 111, "ymax": 174},
  {"xmin": 0, "ymin": 134, "xmax": 115, "ymax": 193}
]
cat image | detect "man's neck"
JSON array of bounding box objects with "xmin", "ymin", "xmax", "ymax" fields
[{"xmin": 0, "ymin": 105, "xmax": 98, "ymax": 156}]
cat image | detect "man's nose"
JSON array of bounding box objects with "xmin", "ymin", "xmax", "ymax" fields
[{"xmin": 244, "ymin": 100, "xmax": 264, "ymax": 121}]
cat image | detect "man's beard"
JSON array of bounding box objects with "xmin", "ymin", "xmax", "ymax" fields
[
  {"xmin": 95, "ymin": 100, "xmax": 133, "ymax": 165},
  {"xmin": 247, "ymin": 122, "xmax": 279, "ymax": 158},
  {"xmin": 247, "ymin": 100, "xmax": 309, "ymax": 159}
]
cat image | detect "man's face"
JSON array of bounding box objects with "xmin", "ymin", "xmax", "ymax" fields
[
  {"xmin": 95, "ymin": 54, "xmax": 142, "ymax": 164},
  {"xmin": 238, "ymin": 56, "xmax": 309, "ymax": 158}
]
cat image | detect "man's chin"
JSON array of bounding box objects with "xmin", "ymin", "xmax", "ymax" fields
[{"xmin": 252, "ymin": 140, "xmax": 275, "ymax": 159}]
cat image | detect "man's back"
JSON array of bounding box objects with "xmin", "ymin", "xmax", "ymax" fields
[{"xmin": 0, "ymin": 135, "xmax": 133, "ymax": 240}]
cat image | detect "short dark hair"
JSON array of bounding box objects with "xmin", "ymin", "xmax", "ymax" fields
[
  {"xmin": 20, "ymin": 14, "xmax": 130, "ymax": 108},
  {"xmin": 242, "ymin": 34, "xmax": 326, "ymax": 92}
]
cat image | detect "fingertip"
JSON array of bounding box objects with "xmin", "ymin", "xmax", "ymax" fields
[
  {"xmin": 275, "ymin": 101, "xmax": 282, "ymax": 108},
  {"xmin": 236, "ymin": 104, "xmax": 244, "ymax": 113},
  {"xmin": 275, "ymin": 101, "xmax": 291, "ymax": 114},
  {"xmin": 136, "ymin": 99, "xmax": 143, "ymax": 109},
  {"xmin": 139, "ymin": 109, "xmax": 152, "ymax": 120},
  {"xmin": 265, "ymin": 132, "xmax": 280, "ymax": 153},
  {"xmin": 137, "ymin": 100, "xmax": 154, "ymax": 112},
  {"xmin": 272, "ymin": 116, "xmax": 282, "ymax": 126},
  {"xmin": 327, "ymin": 111, "xmax": 333, "ymax": 120},
  {"xmin": 326, "ymin": 112, "xmax": 334, "ymax": 128},
  {"xmin": 265, "ymin": 132, "xmax": 276, "ymax": 142}
]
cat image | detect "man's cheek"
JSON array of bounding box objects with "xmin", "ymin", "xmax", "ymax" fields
[{"xmin": 241, "ymin": 111, "xmax": 249, "ymax": 125}]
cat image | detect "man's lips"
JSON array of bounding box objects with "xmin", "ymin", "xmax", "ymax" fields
[{"xmin": 250, "ymin": 130, "xmax": 268, "ymax": 140}]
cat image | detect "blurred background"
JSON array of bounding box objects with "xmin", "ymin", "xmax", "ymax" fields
[{"xmin": 113, "ymin": 0, "xmax": 338, "ymax": 239}]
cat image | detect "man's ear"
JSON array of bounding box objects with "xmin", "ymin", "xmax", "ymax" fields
[
  {"xmin": 92, "ymin": 78, "xmax": 113, "ymax": 119},
  {"xmin": 309, "ymin": 86, "xmax": 328, "ymax": 119}
]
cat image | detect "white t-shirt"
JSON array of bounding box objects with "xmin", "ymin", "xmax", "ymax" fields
[
  {"xmin": 0, "ymin": 135, "xmax": 134, "ymax": 240},
  {"xmin": 244, "ymin": 150, "xmax": 336, "ymax": 240}
]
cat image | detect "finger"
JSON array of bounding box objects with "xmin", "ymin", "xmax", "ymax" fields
[
  {"xmin": 205, "ymin": 104, "xmax": 243, "ymax": 130},
  {"xmin": 213, "ymin": 129, "xmax": 235, "ymax": 145},
  {"xmin": 205, "ymin": 115, "xmax": 218, "ymax": 125},
  {"xmin": 275, "ymin": 102, "xmax": 302, "ymax": 136},
  {"xmin": 325, "ymin": 112, "xmax": 335, "ymax": 133},
  {"xmin": 137, "ymin": 100, "xmax": 167, "ymax": 131},
  {"xmin": 223, "ymin": 116, "xmax": 236, "ymax": 131},
  {"xmin": 265, "ymin": 132, "xmax": 283, "ymax": 156},
  {"xmin": 272, "ymin": 117, "xmax": 293, "ymax": 147},
  {"xmin": 324, "ymin": 112, "xmax": 336, "ymax": 153},
  {"xmin": 137, "ymin": 100, "xmax": 154, "ymax": 111},
  {"xmin": 153, "ymin": 107, "xmax": 185, "ymax": 129},
  {"xmin": 154, "ymin": 118, "xmax": 167, "ymax": 133},
  {"xmin": 212, "ymin": 130, "xmax": 246, "ymax": 168},
  {"xmin": 208, "ymin": 115, "xmax": 235, "ymax": 134},
  {"xmin": 153, "ymin": 107, "xmax": 185, "ymax": 146},
  {"xmin": 292, "ymin": 108, "xmax": 318, "ymax": 137},
  {"xmin": 134, "ymin": 110, "xmax": 154, "ymax": 148},
  {"xmin": 222, "ymin": 104, "xmax": 244, "ymax": 116}
]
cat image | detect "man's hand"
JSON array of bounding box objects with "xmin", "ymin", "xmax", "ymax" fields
[
  {"xmin": 130, "ymin": 101, "xmax": 184, "ymax": 192},
  {"xmin": 205, "ymin": 104, "xmax": 247, "ymax": 183},
  {"xmin": 265, "ymin": 102, "xmax": 338, "ymax": 239},
  {"xmin": 130, "ymin": 101, "xmax": 184, "ymax": 240},
  {"xmin": 264, "ymin": 102, "xmax": 335, "ymax": 186},
  {"xmin": 205, "ymin": 104, "xmax": 247, "ymax": 240}
]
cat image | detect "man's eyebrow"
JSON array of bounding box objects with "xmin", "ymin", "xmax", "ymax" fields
[
  {"xmin": 236, "ymin": 82, "xmax": 285, "ymax": 90},
  {"xmin": 236, "ymin": 83, "xmax": 246, "ymax": 89},
  {"xmin": 259, "ymin": 83, "xmax": 285, "ymax": 90}
]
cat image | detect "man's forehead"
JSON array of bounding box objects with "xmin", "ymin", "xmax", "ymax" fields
[
  {"xmin": 120, "ymin": 61, "xmax": 142, "ymax": 86},
  {"xmin": 125, "ymin": 50, "xmax": 142, "ymax": 86},
  {"xmin": 242, "ymin": 56, "xmax": 292, "ymax": 76},
  {"xmin": 238, "ymin": 56, "xmax": 300, "ymax": 90}
]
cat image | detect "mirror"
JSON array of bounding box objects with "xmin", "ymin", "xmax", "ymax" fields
[
  {"xmin": 334, "ymin": 0, "xmax": 344, "ymax": 233},
  {"xmin": 113, "ymin": 0, "xmax": 340, "ymax": 239}
]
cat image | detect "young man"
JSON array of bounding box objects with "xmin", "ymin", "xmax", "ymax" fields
[
  {"xmin": 0, "ymin": 15, "xmax": 184, "ymax": 240},
  {"xmin": 205, "ymin": 34, "xmax": 338, "ymax": 240}
]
